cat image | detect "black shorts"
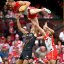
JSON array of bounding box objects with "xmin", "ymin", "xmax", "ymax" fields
[{"xmin": 19, "ymin": 50, "xmax": 32, "ymax": 60}]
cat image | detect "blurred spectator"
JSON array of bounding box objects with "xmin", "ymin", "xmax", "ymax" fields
[
  {"xmin": 56, "ymin": 40, "xmax": 64, "ymax": 50},
  {"xmin": 0, "ymin": 11, "xmax": 4, "ymax": 18},
  {"xmin": 9, "ymin": 21, "xmax": 14, "ymax": 28},
  {"xmin": 35, "ymin": 46, "xmax": 46, "ymax": 58},
  {"xmin": 0, "ymin": 36, "xmax": 6, "ymax": 46},
  {"xmin": 0, "ymin": 44, "xmax": 9, "ymax": 63},
  {"xmin": 0, "ymin": 56, "xmax": 3, "ymax": 64},
  {"xmin": 33, "ymin": 46, "xmax": 48, "ymax": 64},
  {"xmin": 9, "ymin": 27, "xmax": 15, "ymax": 41},
  {"xmin": 59, "ymin": 30, "xmax": 64, "ymax": 43},
  {"xmin": 7, "ymin": 35, "xmax": 12, "ymax": 46},
  {"xmin": 33, "ymin": 40, "xmax": 40, "ymax": 53},
  {"xmin": 12, "ymin": 34, "xmax": 23, "ymax": 53},
  {"xmin": 0, "ymin": 36, "xmax": 9, "ymax": 51},
  {"xmin": 57, "ymin": 47, "xmax": 64, "ymax": 64},
  {"xmin": 8, "ymin": 46, "xmax": 20, "ymax": 64},
  {"xmin": 2, "ymin": 5, "xmax": 8, "ymax": 16},
  {"xmin": 9, "ymin": 34, "xmax": 23, "ymax": 54},
  {"xmin": 5, "ymin": 8, "xmax": 15, "ymax": 18}
]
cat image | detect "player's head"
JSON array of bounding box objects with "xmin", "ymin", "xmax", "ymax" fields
[
  {"xmin": 6, "ymin": 1, "xmax": 16, "ymax": 10},
  {"xmin": 40, "ymin": 46, "xmax": 46, "ymax": 52}
]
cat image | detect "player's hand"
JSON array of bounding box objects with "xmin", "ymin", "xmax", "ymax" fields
[
  {"xmin": 44, "ymin": 22, "xmax": 48, "ymax": 28},
  {"xmin": 15, "ymin": 13, "xmax": 21, "ymax": 19},
  {"xmin": 42, "ymin": 8, "xmax": 51, "ymax": 14}
]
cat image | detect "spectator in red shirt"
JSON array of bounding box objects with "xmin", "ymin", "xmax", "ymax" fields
[
  {"xmin": 7, "ymin": 35, "xmax": 12, "ymax": 46},
  {"xmin": 57, "ymin": 47, "xmax": 64, "ymax": 64}
]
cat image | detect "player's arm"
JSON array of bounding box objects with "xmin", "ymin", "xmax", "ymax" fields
[
  {"xmin": 19, "ymin": 1, "xmax": 30, "ymax": 12},
  {"xmin": 44, "ymin": 22, "xmax": 54, "ymax": 34},
  {"xmin": 23, "ymin": 1, "xmax": 31, "ymax": 7},
  {"xmin": 16, "ymin": 14, "xmax": 28, "ymax": 34},
  {"xmin": 18, "ymin": 1, "xmax": 30, "ymax": 7},
  {"xmin": 37, "ymin": 36, "xmax": 44, "ymax": 40},
  {"xmin": 30, "ymin": 19, "xmax": 46, "ymax": 36},
  {"xmin": 47, "ymin": 26, "xmax": 54, "ymax": 34}
]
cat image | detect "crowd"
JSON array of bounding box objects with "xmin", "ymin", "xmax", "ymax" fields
[{"xmin": 0, "ymin": 0, "xmax": 64, "ymax": 64}]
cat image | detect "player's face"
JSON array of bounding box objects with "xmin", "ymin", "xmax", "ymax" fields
[
  {"xmin": 11, "ymin": 2, "xmax": 16, "ymax": 7},
  {"xmin": 8, "ymin": 2, "xmax": 15, "ymax": 8}
]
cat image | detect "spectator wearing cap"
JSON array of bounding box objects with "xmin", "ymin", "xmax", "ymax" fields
[
  {"xmin": 8, "ymin": 21, "xmax": 16, "ymax": 42},
  {"xmin": 0, "ymin": 44, "xmax": 9, "ymax": 63},
  {"xmin": 1, "ymin": 36, "xmax": 6, "ymax": 43}
]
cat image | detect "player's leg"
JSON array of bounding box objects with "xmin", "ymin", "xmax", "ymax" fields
[
  {"xmin": 50, "ymin": 60, "xmax": 56, "ymax": 64},
  {"xmin": 16, "ymin": 59, "xmax": 23, "ymax": 64},
  {"xmin": 22, "ymin": 59, "xmax": 29, "ymax": 64}
]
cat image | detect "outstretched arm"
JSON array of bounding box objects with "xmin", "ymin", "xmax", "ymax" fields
[
  {"xmin": 19, "ymin": 1, "xmax": 30, "ymax": 12},
  {"xmin": 46, "ymin": 26, "xmax": 54, "ymax": 34},
  {"xmin": 44, "ymin": 22, "xmax": 54, "ymax": 34},
  {"xmin": 16, "ymin": 14, "xmax": 28, "ymax": 34},
  {"xmin": 30, "ymin": 19, "xmax": 46, "ymax": 36},
  {"xmin": 37, "ymin": 36, "xmax": 44, "ymax": 40},
  {"xmin": 18, "ymin": 1, "xmax": 30, "ymax": 7}
]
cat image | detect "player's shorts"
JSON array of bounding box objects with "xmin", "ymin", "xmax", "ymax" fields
[
  {"xmin": 46, "ymin": 49, "xmax": 58, "ymax": 60},
  {"xmin": 19, "ymin": 50, "xmax": 32, "ymax": 60}
]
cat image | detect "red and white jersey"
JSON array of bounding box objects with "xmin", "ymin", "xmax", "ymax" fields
[
  {"xmin": 13, "ymin": 2, "xmax": 21, "ymax": 13},
  {"xmin": 44, "ymin": 33, "xmax": 55, "ymax": 52},
  {"xmin": 44, "ymin": 33, "xmax": 58, "ymax": 60}
]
